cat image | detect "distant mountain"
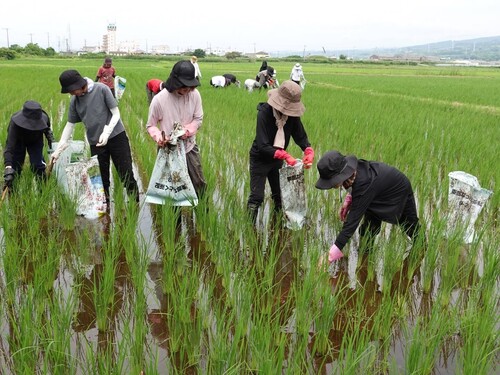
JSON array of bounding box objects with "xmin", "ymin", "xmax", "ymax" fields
[{"xmin": 273, "ymin": 36, "xmax": 500, "ymax": 62}]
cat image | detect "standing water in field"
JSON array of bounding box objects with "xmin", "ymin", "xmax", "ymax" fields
[{"xmin": 447, "ymin": 171, "xmax": 492, "ymax": 243}]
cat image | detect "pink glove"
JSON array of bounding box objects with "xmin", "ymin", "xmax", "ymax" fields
[
  {"xmin": 339, "ymin": 193, "xmax": 352, "ymax": 221},
  {"xmin": 302, "ymin": 147, "xmax": 314, "ymax": 169},
  {"xmin": 328, "ymin": 244, "xmax": 344, "ymax": 262},
  {"xmin": 274, "ymin": 149, "xmax": 296, "ymax": 166},
  {"xmin": 153, "ymin": 132, "xmax": 168, "ymax": 147}
]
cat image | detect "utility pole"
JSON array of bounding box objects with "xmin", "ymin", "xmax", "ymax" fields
[
  {"xmin": 2, "ymin": 28, "xmax": 9, "ymax": 47},
  {"xmin": 28, "ymin": 33, "xmax": 34, "ymax": 44},
  {"xmin": 47, "ymin": 32, "xmax": 50, "ymax": 48}
]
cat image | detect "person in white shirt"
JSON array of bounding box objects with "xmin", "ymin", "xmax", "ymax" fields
[
  {"xmin": 190, "ymin": 56, "xmax": 202, "ymax": 83},
  {"xmin": 290, "ymin": 63, "xmax": 306, "ymax": 89}
]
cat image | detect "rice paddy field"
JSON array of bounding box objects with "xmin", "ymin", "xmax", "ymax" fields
[{"xmin": 0, "ymin": 57, "xmax": 498, "ymax": 374}]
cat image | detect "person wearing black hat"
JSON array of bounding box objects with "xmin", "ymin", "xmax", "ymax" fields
[
  {"xmin": 246, "ymin": 80, "xmax": 315, "ymax": 224},
  {"xmin": 315, "ymin": 150, "xmax": 421, "ymax": 263},
  {"xmin": 52, "ymin": 69, "xmax": 139, "ymax": 205},
  {"xmin": 96, "ymin": 57, "xmax": 116, "ymax": 97},
  {"xmin": 146, "ymin": 60, "xmax": 207, "ymax": 198},
  {"xmin": 3, "ymin": 100, "xmax": 54, "ymax": 192}
]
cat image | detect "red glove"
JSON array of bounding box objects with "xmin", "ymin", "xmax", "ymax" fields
[
  {"xmin": 302, "ymin": 147, "xmax": 314, "ymax": 169},
  {"xmin": 339, "ymin": 193, "xmax": 352, "ymax": 221},
  {"xmin": 274, "ymin": 149, "xmax": 296, "ymax": 166},
  {"xmin": 328, "ymin": 244, "xmax": 344, "ymax": 262}
]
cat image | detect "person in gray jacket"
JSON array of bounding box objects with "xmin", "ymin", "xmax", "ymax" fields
[{"xmin": 316, "ymin": 150, "xmax": 421, "ymax": 262}]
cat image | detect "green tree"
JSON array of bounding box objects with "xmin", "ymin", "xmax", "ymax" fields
[
  {"xmin": 225, "ymin": 51, "xmax": 242, "ymax": 59},
  {"xmin": 44, "ymin": 47, "xmax": 56, "ymax": 56},
  {"xmin": 0, "ymin": 48, "xmax": 16, "ymax": 60},
  {"xmin": 193, "ymin": 49, "xmax": 206, "ymax": 58},
  {"xmin": 24, "ymin": 43, "xmax": 45, "ymax": 56}
]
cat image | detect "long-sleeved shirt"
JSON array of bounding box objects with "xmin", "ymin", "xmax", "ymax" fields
[
  {"xmin": 335, "ymin": 160, "xmax": 414, "ymax": 249},
  {"xmin": 249, "ymin": 102, "xmax": 311, "ymax": 161},
  {"xmin": 4, "ymin": 121, "xmax": 46, "ymax": 166},
  {"xmin": 146, "ymin": 88, "xmax": 203, "ymax": 153},
  {"xmin": 290, "ymin": 67, "xmax": 305, "ymax": 82}
]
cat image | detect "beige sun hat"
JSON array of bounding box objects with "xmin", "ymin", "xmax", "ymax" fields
[{"xmin": 267, "ymin": 80, "xmax": 305, "ymax": 117}]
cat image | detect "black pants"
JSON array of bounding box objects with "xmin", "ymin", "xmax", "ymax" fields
[
  {"xmin": 185, "ymin": 144, "xmax": 207, "ymax": 199},
  {"xmin": 247, "ymin": 157, "xmax": 283, "ymax": 211},
  {"xmin": 359, "ymin": 191, "xmax": 420, "ymax": 247},
  {"xmin": 90, "ymin": 131, "xmax": 139, "ymax": 202},
  {"xmin": 10, "ymin": 137, "xmax": 46, "ymax": 177},
  {"xmin": 146, "ymin": 85, "xmax": 155, "ymax": 104}
]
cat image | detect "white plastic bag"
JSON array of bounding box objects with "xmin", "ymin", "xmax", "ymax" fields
[
  {"xmin": 279, "ymin": 161, "xmax": 307, "ymax": 230},
  {"xmin": 145, "ymin": 140, "xmax": 198, "ymax": 206},
  {"xmin": 114, "ymin": 76, "xmax": 126, "ymax": 100},
  {"xmin": 447, "ymin": 171, "xmax": 492, "ymax": 243},
  {"xmin": 51, "ymin": 141, "xmax": 107, "ymax": 219}
]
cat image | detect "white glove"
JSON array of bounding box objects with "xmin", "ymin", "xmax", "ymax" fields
[
  {"xmin": 51, "ymin": 122, "xmax": 75, "ymax": 162},
  {"xmin": 96, "ymin": 106, "xmax": 121, "ymax": 147},
  {"xmin": 96, "ymin": 124, "xmax": 114, "ymax": 146}
]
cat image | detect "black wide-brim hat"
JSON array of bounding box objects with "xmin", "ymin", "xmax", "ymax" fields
[
  {"xmin": 11, "ymin": 100, "xmax": 49, "ymax": 131},
  {"xmin": 315, "ymin": 150, "xmax": 358, "ymax": 190},
  {"xmin": 164, "ymin": 60, "xmax": 200, "ymax": 92},
  {"xmin": 59, "ymin": 69, "xmax": 87, "ymax": 93}
]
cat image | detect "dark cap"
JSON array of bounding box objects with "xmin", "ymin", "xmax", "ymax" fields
[
  {"xmin": 315, "ymin": 150, "xmax": 358, "ymax": 190},
  {"xmin": 164, "ymin": 60, "xmax": 199, "ymax": 92},
  {"xmin": 11, "ymin": 100, "xmax": 49, "ymax": 131},
  {"xmin": 104, "ymin": 57, "xmax": 112, "ymax": 64},
  {"xmin": 59, "ymin": 69, "xmax": 87, "ymax": 93}
]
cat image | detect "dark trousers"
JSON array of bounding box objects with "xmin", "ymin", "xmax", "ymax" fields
[
  {"xmin": 185, "ymin": 144, "xmax": 206, "ymax": 199},
  {"xmin": 90, "ymin": 131, "xmax": 138, "ymax": 202},
  {"xmin": 247, "ymin": 157, "xmax": 283, "ymax": 211},
  {"xmin": 359, "ymin": 191, "xmax": 420, "ymax": 249},
  {"xmin": 10, "ymin": 138, "xmax": 46, "ymax": 177},
  {"xmin": 146, "ymin": 85, "xmax": 155, "ymax": 104}
]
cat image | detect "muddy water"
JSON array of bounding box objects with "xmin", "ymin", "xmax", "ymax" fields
[{"xmin": 0, "ymin": 180, "xmax": 477, "ymax": 374}]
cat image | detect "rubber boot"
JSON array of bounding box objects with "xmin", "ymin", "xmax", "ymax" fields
[{"xmin": 247, "ymin": 203, "xmax": 259, "ymax": 226}]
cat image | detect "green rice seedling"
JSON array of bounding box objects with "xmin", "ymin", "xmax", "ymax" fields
[
  {"xmin": 6, "ymin": 286, "xmax": 40, "ymax": 374},
  {"xmin": 311, "ymin": 270, "xmax": 343, "ymax": 356},
  {"xmin": 404, "ymin": 304, "xmax": 454, "ymax": 375},
  {"xmin": 92, "ymin": 239, "xmax": 121, "ymax": 332},
  {"xmin": 40, "ymin": 288, "xmax": 79, "ymax": 373},
  {"xmin": 421, "ymin": 213, "xmax": 449, "ymax": 294}
]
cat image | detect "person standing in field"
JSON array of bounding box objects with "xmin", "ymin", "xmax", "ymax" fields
[
  {"xmin": 247, "ymin": 80, "xmax": 315, "ymax": 224},
  {"xmin": 52, "ymin": 69, "xmax": 139, "ymax": 205},
  {"xmin": 146, "ymin": 79, "xmax": 166, "ymax": 104},
  {"xmin": 315, "ymin": 150, "xmax": 421, "ymax": 263},
  {"xmin": 96, "ymin": 57, "xmax": 116, "ymax": 97},
  {"xmin": 290, "ymin": 63, "xmax": 306, "ymax": 88},
  {"xmin": 3, "ymin": 100, "xmax": 54, "ymax": 193},
  {"xmin": 146, "ymin": 60, "xmax": 207, "ymax": 199},
  {"xmin": 190, "ymin": 56, "xmax": 202, "ymax": 83}
]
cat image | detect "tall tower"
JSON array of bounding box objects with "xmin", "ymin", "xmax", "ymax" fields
[{"xmin": 103, "ymin": 23, "xmax": 117, "ymax": 53}]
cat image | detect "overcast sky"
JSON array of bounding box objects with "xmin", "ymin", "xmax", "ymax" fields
[{"xmin": 1, "ymin": 0, "xmax": 499, "ymax": 53}]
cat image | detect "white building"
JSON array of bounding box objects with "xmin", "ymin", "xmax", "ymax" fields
[
  {"xmin": 102, "ymin": 23, "xmax": 117, "ymax": 53},
  {"xmin": 151, "ymin": 45, "xmax": 172, "ymax": 55}
]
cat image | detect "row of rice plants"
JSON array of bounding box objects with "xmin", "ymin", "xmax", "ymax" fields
[{"xmin": 0, "ymin": 58, "xmax": 498, "ymax": 373}]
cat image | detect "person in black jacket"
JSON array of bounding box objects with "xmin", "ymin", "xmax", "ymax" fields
[
  {"xmin": 247, "ymin": 80, "xmax": 315, "ymax": 224},
  {"xmin": 3, "ymin": 100, "xmax": 54, "ymax": 193},
  {"xmin": 315, "ymin": 150, "xmax": 421, "ymax": 262}
]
